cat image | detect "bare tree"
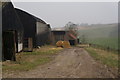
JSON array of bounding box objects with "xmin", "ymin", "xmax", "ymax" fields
[{"xmin": 64, "ymin": 22, "xmax": 78, "ymax": 37}]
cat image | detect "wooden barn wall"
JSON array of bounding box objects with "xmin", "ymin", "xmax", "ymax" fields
[
  {"xmin": 2, "ymin": 2, "xmax": 24, "ymax": 52},
  {"xmin": 15, "ymin": 9, "xmax": 36, "ymax": 47},
  {"xmin": 36, "ymin": 22, "xmax": 51, "ymax": 46},
  {"xmin": 51, "ymin": 31, "xmax": 69, "ymax": 45},
  {"xmin": 51, "ymin": 31, "xmax": 78, "ymax": 45}
]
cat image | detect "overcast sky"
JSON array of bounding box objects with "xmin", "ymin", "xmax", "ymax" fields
[{"xmin": 12, "ymin": 2, "xmax": 118, "ymax": 28}]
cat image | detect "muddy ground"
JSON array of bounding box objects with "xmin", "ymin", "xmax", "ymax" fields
[{"xmin": 3, "ymin": 47, "xmax": 118, "ymax": 78}]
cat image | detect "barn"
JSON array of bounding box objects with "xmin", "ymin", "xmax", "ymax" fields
[
  {"xmin": 51, "ymin": 29, "xmax": 78, "ymax": 45},
  {"xmin": 2, "ymin": 2, "xmax": 24, "ymax": 61},
  {"xmin": 15, "ymin": 8, "xmax": 51, "ymax": 50}
]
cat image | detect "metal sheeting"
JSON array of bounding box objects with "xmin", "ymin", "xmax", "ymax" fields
[
  {"xmin": 36, "ymin": 22, "xmax": 51, "ymax": 46},
  {"xmin": 15, "ymin": 8, "xmax": 51, "ymax": 47}
]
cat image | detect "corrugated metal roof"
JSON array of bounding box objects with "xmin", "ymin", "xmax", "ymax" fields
[
  {"xmin": 15, "ymin": 8, "xmax": 46, "ymax": 24},
  {"xmin": 32, "ymin": 16, "xmax": 46, "ymax": 24}
]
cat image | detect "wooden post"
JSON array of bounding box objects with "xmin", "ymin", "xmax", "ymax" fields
[{"xmin": 28, "ymin": 38, "xmax": 33, "ymax": 51}]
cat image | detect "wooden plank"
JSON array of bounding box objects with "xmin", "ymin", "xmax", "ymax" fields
[
  {"xmin": 23, "ymin": 37, "xmax": 33, "ymax": 52},
  {"xmin": 28, "ymin": 38, "xmax": 33, "ymax": 51}
]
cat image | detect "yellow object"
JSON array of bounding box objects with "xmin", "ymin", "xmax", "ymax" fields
[
  {"xmin": 56, "ymin": 41, "xmax": 63, "ymax": 47},
  {"xmin": 62, "ymin": 41, "xmax": 71, "ymax": 48},
  {"xmin": 56, "ymin": 41, "xmax": 71, "ymax": 48}
]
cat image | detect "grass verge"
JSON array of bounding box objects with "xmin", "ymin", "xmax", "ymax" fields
[
  {"xmin": 85, "ymin": 47, "xmax": 118, "ymax": 68},
  {"xmin": 2, "ymin": 46, "xmax": 63, "ymax": 72}
]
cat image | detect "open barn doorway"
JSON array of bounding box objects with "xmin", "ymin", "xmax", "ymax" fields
[
  {"xmin": 2, "ymin": 31, "xmax": 16, "ymax": 61},
  {"xmin": 69, "ymin": 40, "xmax": 75, "ymax": 45}
]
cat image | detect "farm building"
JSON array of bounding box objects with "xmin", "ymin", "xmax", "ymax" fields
[
  {"xmin": 51, "ymin": 29, "xmax": 78, "ymax": 45},
  {"xmin": 15, "ymin": 8, "xmax": 51, "ymax": 50},
  {"xmin": 2, "ymin": 2, "xmax": 24, "ymax": 61}
]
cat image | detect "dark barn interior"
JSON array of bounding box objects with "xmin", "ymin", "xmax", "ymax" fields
[
  {"xmin": 2, "ymin": 2, "xmax": 24, "ymax": 61},
  {"xmin": 2, "ymin": 31, "xmax": 16, "ymax": 61},
  {"xmin": 69, "ymin": 40, "xmax": 75, "ymax": 45}
]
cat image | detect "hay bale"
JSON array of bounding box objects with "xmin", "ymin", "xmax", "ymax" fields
[
  {"xmin": 62, "ymin": 41, "xmax": 71, "ymax": 48},
  {"xmin": 56, "ymin": 41, "xmax": 63, "ymax": 47},
  {"xmin": 56, "ymin": 41, "xmax": 71, "ymax": 48}
]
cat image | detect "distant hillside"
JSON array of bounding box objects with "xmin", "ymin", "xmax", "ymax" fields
[
  {"xmin": 78, "ymin": 23, "xmax": 118, "ymax": 39},
  {"xmin": 78, "ymin": 23, "xmax": 118, "ymax": 50}
]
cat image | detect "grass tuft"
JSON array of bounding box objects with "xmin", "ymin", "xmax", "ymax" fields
[
  {"xmin": 2, "ymin": 46, "xmax": 63, "ymax": 72},
  {"xmin": 85, "ymin": 47, "xmax": 118, "ymax": 68}
]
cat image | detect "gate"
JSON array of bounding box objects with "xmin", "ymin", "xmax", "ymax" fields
[{"xmin": 23, "ymin": 37, "xmax": 33, "ymax": 52}]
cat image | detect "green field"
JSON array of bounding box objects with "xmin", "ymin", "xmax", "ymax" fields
[
  {"xmin": 87, "ymin": 38, "xmax": 118, "ymax": 50},
  {"xmin": 78, "ymin": 23, "xmax": 119, "ymax": 50}
]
